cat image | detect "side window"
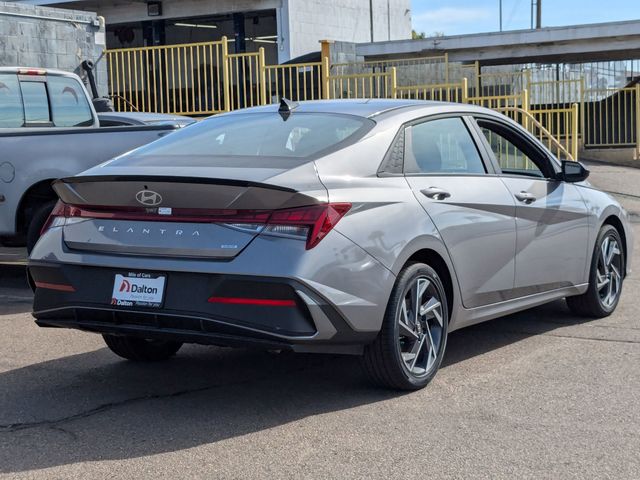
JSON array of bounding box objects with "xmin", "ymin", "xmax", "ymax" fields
[
  {"xmin": 48, "ymin": 76, "xmax": 94, "ymax": 127},
  {"xmin": 477, "ymin": 121, "xmax": 546, "ymax": 178},
  {"xmin": 405, "ymin": 117, "xmax": 486, "ymax": 174},
  {"xmin": 20, "ymin": 80, "xmax": 50, "ymax": 124},
  {"xmin": 0, "ymin": 74, "xmax": 24, "ymax": 128}
]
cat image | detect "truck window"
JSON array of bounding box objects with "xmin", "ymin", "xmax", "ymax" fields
[
  {"xmin": 21, "ymin": 81, "xmax": 50, "ymax": 124},
  {"xmin": 0, "ymin": 74, "xmax": 25, "ymax": 128},
  {"xmin": 48, "ymin": 76, "xmax": 94, "ymax": 127}
]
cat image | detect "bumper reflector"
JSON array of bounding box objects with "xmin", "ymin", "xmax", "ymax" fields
[
  {"xmin": 207, "ymin": 296, "xmax": 296, "ymax": 307},
  {"xmin": 35, "ymin": 281, "xmax": 76, "ymax": 292}
]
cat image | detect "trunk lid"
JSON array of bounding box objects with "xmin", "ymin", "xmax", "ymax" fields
[{"xmin": 52, "ymin": 162, "xmax": 327, "ymax": 258}]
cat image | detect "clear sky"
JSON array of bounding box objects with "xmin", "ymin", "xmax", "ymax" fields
[{"xmin": 411, "ymin": 0, "xmax": 640, "ymax": 36}]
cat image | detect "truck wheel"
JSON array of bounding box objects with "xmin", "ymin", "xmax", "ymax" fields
[
  {"xmin": 26, "ymin": 201, "xmax": 57, "ymax": 254},
  {"xmin": 103, "ymin": 335, "xmax": 183, "ymax": 361}
]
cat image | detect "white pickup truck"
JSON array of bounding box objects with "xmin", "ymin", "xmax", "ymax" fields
[{"xmin": 0, "ymin": 67, "xmax": 193, "ymax": 252}]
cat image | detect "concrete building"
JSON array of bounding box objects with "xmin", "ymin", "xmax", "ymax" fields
[
  {"xmin": 16, "ymin": 0, "xmax": 412, "ymax": 63},
  {"xmin": 0, "ymin": 1, "xmax": 107, "ymax": 93}
]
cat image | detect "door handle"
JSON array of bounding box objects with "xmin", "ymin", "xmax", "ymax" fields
[
  {"xmin": 514, "ymin": 191, "xmax": 537, "ymax": 204},
  {"xmin": 421, "ymin": 187, "xmax": 451, "ymax": 200}
]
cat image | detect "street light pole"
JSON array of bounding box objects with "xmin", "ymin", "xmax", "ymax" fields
[{"xmin": 499, "ymin": 0, "xmax": 503, "ymax": 32}]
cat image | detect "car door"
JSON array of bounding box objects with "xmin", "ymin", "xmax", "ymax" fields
[
  {"xmin": 473, "ymin": 116, "xmax": 590, "ymax": 295},
  {"xmin": 404, "ymin": 115, "xmax": 518, "ymax": 309}
]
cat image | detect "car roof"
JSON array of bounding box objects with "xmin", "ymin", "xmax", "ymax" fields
[{"xmin": 224, "ymin": 99, "xmax": 453, "ymax": 119}]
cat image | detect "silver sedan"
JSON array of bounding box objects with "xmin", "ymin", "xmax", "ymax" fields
[{"xmin": 29, "ymin": 99, "xmax": 633, "ymax": 390}]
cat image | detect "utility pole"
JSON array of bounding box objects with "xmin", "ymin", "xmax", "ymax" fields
[
  {"xmin": 499, "ymin": 0, "xmax": 503, "ymax": 32},
  {"xmin": 536, "ymin": 0, "xmax": 542, "ymax": 29}
]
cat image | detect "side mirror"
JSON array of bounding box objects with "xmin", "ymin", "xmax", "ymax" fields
[{"xmin": 560, "ymin": 160, "xmax": 589, "ymax": 183}]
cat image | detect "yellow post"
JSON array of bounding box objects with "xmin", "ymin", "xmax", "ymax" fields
[
  {"xmin": 636, "ymin": 84, "xmax": 640, "ymax": 159},
  {"xmin": 444, "ymin": 52, "xmax": 449, "ymax": 84},
  {"xmin": 221, "ymin": 36, "xmax": 231, "ymax": 112},
  {"xmin": 320, "ymin": 40, "xmax": 333, "ymax": 100},
  {"xmin": 522, "ymin": 88, "xmax": 529, "ymax": 131},
  {"xmin": 321, "ymin": 56, "xmax": 330, "ymax": 100},
  {"xmin": 390, "ymin": 67, "xmax": 397, "ymax": 99},
  {"xmin": 571, "ymin": 103, "xmax": 579, "ymax": 161},
  {"xmin": 461, "ymin": 77, "xmax": 468, "ymax": 104},
  {"xmin": 258, "ymin": 47, "xmax": 267, "ymax": 105},
  {"xmin": 474, "ymin": 61, "xmax": 480, "ymax": 96},
  {"xmin": 580, "ymin": 77, "xmax": 586, "ymax": 146}
]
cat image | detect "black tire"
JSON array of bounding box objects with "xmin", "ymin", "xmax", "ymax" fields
[
  {"xmin": 26, "ymin": 201, "xmax": 57, "ymax": 254},
  {"xmin": 362, "ymin": 262, "xmax": 449, "ymax": 390},
  {"xmin": 103, "ymin": 335, "xmax": 183, "ymax": 361},
  {"xmin": 566, "ymin": 224, "xmax": 625, "ymax": 318}
]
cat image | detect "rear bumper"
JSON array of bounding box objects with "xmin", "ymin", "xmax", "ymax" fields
[{"xmin": 29, "ymin": 262, "xmax": 378, "ymax": 354}]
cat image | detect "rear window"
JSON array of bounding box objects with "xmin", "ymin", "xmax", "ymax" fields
[
  {"xmin": 48, "ymin": 76, "xmax": 94, "ymax": 127},
  {"xmin": 0, "ymin": 74, "xmax": 24, "ymax": 128},
  {"xmin": 126, "ymin": 112, "xmax": 372, "ymax": 164},
  {"xmin": 21, "ymin": 81, "xmax": 50, "ymax": 124}
]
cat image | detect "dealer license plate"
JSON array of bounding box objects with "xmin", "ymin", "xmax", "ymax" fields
[{"xmin": 111, "ymin": 272, "xmax": 166, "ymax": 308}]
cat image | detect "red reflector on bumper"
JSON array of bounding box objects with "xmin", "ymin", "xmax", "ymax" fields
[
  {"xmin": 35, "ymin": 281, "xmax": 76, "ymax": 292},
  {"xmin": 207, "ymin": 296, "xmax": 296, "ymax": 307}
]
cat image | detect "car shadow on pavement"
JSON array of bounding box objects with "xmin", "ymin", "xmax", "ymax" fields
[{"xmin": 0, "ymin": 297, "xmax": 601, "ymax": 474}]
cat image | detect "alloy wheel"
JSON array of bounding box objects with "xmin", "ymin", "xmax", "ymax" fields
[
  {"xmin": 596, "ymin": 235, "xmax": 623, "ymax": 309},
  {"xmin": 397, "ymin": 276, "xmax": 445, "ymax": 377}
]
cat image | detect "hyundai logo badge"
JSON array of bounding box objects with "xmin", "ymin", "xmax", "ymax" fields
[{"xmin": 136, "ymin": 190, "xmax": 163, "ymax": 206}]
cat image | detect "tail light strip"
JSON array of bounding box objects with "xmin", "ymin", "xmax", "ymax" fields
[{"xmin": 42, "ymin": 201, "xmax": 351, "ymax": 250}]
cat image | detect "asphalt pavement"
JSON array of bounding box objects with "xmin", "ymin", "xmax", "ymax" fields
[{"xmin": 0, "ymin": 162, "xmax": 638, "ymax": 479}]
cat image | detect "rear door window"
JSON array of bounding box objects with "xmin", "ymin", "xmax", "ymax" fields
[
  {"xmin": 20, "ymin": 80, "xmax": 50, "ymax": 124},
  {"xmin": 0, "ymin": 74, "xmax": 25, "ymax": 128},
  {"xmin": 405, "ymin": 117, "xmax": 487, "ymax": 174},
  {"xmin": 48, "ymin": 76, "xmax": 94, "ymax": 127}
]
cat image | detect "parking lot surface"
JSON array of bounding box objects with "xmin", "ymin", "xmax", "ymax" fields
[{"xmin": 0, "ymin": 164, "xmax": 639, "ymax": 479}]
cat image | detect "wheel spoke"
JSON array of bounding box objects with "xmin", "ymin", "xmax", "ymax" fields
[
  {"xmin": 409, "ymin": 334, "xmax": 425, "ymax": 371},
  {"xmin": 424, "ymin": 321, "xmax": 438, "ymax": 369},
  {"xmin": 399, "ymin": 305, "xmax": 419, "ymax": 340},
  {"xmin": 596, "ymin": 271, "xmax": 609, "ymax": 291},
  {"xmin": 606, "ymin": 241, "xmax": 620, "ymax": 265},
  {"xmin": 600, "ymin": 237, "xmax": 610, "ymax": 271},
  {"xmin": 419, "ymin": 297, "xmax": 441, "ymax": 318}
]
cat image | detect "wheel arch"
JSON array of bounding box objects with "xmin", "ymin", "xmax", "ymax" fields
[
  {"xmin": 15, "ymin": 179, "xmax": 58, "ymax": 234},
  {"xmin": 601, "ymin": 214, "xmax": 628, "ymax": 276},
  {"xmin": 402, "ymin": 248, "xmax": 455, "ymax": 322}
]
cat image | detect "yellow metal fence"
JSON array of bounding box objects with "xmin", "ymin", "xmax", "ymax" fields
[{"xmin": 105, "ymin": 42, "xmax": 640, "ymax": 158}]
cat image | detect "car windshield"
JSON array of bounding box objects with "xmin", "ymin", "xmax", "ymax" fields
[{"xmin": 125, "ymin": 112, "xmax": 372, "ymax": 164}]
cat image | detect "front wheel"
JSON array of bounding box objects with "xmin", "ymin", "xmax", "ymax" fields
[
  {"xmin": 362, "ymin": 263, "xmax": 449, "ymax": 390},
  {"xmin": 103, "ymin": 335, "xmax": 183, "ymax": 361},
  {"xmin": 566, "ymin": 224, "xmax": 625, "ymax": 318}
]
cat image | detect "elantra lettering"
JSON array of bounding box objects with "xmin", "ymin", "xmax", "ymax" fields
[{"xmin": 97, "ymin": 225, "xmax": 201, "ymax": 236}]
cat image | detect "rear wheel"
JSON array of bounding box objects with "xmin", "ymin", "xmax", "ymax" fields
[
  {"xmin": 566, "ymin": 224, "xmax": 624, "ymax": 318},
  {"xmin": 362, "ymin": 263, "xmax": 449, "ymax": 390},
  {"xmin": 103, "ymin": 335, "xmax": 182, "ymax": 361}
]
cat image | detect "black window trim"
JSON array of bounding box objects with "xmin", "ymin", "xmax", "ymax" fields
[
  {"xmin": 401, "ymin": 113, "xmax": 498, "ymax": 177},
  {"xmin": 469, "ymin": 114, "xmax": 562, "ymax": 180}
]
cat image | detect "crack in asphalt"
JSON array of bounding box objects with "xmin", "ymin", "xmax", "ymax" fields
[{"xmin": 0, "ymin": 364, "xmax": 317, "ymax": 434}]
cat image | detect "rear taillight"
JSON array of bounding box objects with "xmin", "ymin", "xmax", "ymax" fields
[
  {"xmin": 265, "ymin": 203, "xmax": 351, "ymax": 249},
  {"xmin": 41, "ymin": 201, "xmax": 351, "ymax": 249},
  {"xmin": 40, "ymin": 200, "xmax": 67, "ymax": 235}
]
